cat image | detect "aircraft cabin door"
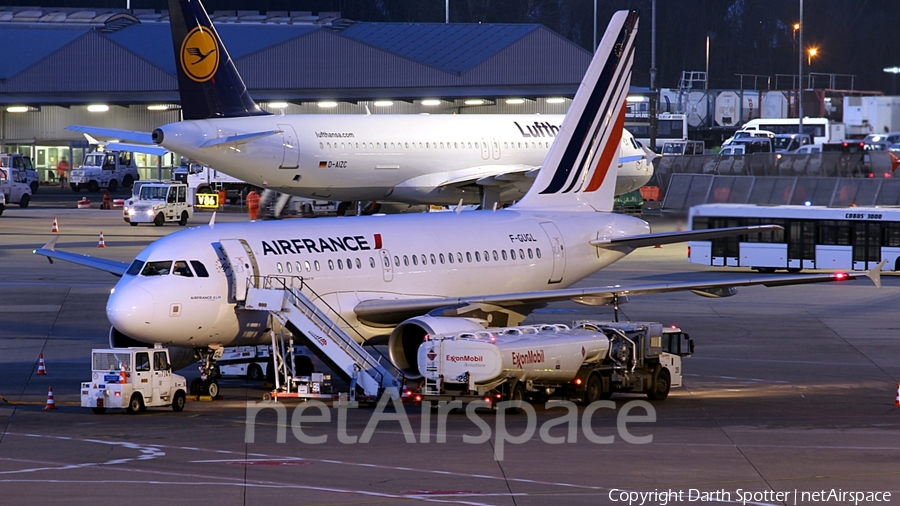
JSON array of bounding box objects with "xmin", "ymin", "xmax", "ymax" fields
[
  {"xmin": 219, "ymin": 238, "xmax": 260, "ymax": 301},
  {"xmin": 380, "ymin": 250, "xmax": 394, "ymax": 282},
  {"xmin": 540, "ymin": 222, "xmax": 566, "ymax": 284},
  {"xmin": 278, "ymin": 124, "xmax": 300, "ymax": 169}
]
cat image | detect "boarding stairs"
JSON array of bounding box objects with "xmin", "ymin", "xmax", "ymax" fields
[{"xmin": 243, "ymin": 276, "xmax": 401, "ymax": 399}]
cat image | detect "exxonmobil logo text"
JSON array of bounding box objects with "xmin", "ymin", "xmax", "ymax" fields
[
  {"xmin": 511, "ymin": 349, "xmax": 545, "ymax": 369},
  {"xmin": 446, "ymin": 355, "xmax": 484, "ymax": 363}
]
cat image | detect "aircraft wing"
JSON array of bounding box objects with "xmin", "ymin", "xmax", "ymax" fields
[
  {"xmin": 353, "ymin": 263, "xmax": 883, "ymax": 326},
  {"xmin": 102, "ymin": 142, "xmax": 169, "ymax": 156},
  {"xmin": 590, "ymin": 225, "xmax": 783, "ymax": 250},
  {"xmin": 33, "ymin": 237, "xmax": 129, "ymax": 277},
  {"xmin": 434, "ymin": 165, "xmax": 536, "ymax": 189},
  {"xmin": 67, "ymin": 125, "xmax": 154, "ymax": 145}
]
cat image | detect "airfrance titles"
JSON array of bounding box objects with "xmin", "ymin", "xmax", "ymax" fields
[{"xmin": 261, "ymin": 234, "xmax": 382, "ymax": 256}]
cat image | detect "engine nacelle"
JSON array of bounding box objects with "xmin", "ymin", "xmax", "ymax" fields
[
  {"xmin": 388, "ymin": 316, "xmax": 485, "ymax": 379},
  {"xmin": 109, "ymin": 326, "xmax": 196, "ymax": 371}
]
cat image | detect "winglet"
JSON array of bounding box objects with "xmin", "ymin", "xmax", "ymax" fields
[
  {"xmin": 209, "ymin": 211, "xmax": 216, "ymax": 229},
  {"xmin": 35, "ymin": 236, "xmax": 59, "ymax": 264},
  {"xmin": 866, "ymin": 259, "xmax": 886, "ymax": 288}
]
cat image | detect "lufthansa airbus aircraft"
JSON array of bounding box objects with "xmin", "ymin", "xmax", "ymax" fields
[
  {"xmin": 39, "ymin": 9, "xmax": 877, "ymax": 396},
  {"xmin": 68, "ymin": 0, "xmax": 654, "ymax": 207}
]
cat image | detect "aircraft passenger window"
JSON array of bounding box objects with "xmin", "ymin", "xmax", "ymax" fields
[
  {"xmin": 355, "ymin": 258, "xmax": 362, "ymax": 269},
  {"xmin": 412, "ymin": 255, "xmax": 418, "ymax": 266},
  {"xmin": 319, "ymin": 142, "xmax": 324, "ymax": 149},
  {"xmin": 430, "ymin": 254, "xmax": 436, "ymax": 264},
  {"xmin": 456, "ymin": 252, "xmax": 463, "ymax": 263},
  {"xmin": 405, "ymin": 142, "xmax": 409, "ymax": 149},
  {"xmin": 527, "ymin": 249, "xmax": 533, "ymax": 259},
  {"xmin": 142, "ymin": 261, "xmax": 172, "ymax": 276},
  {"xmin": 346, "ymin": 258, "xmax": 352, "ymax": 269},
  {"xmin": 328, "ymin": 260, "xmax": 334, "ymax": 270},
  {"xmin": 448, "ymin": 253, "xmax": 454, "ymax": 264},
  {"xmin": 475, "ymin": 142, "xmax": 479, "ymax": 148},
  {"xmin": 277, "ymin": 262, "xmax": 283, "ymax": 273},
  {"xmin": 286, "ymin": 262, "xmax": 292, "ymax": 273},
  {"xmin": 391, "ymin": 143, "xmax": 395, "ymax": 149},
  {"xmin": 153, "ymin": 351, "xmax": 169, "ymax": 371},
  {"xmin": 454, "ymin": 142, "xmax": 458, "ymax": 149},
  {"xmin": 314, "ymin": 260, "xmax": 320, "ymax": 271},
  {"xmin": 371, "ymin": 257, "xmax": 376, "ymax": 268},
  {"xmin": 503, "ymin": 142, "xmax": 508, "ymax": 149},
  {"xmin": 466, "ymin": 252, "xmax": 472, "ymax": 262},
  {"xmin": 126, "ymin": 260, "xmax": 145, "ymax": 276},
  {"xmin": 394, "ymin": 256, "xmax": 400, "ymax": 267},
  {"xmin": 190, "ymin": 261, "xmax": 209, "ymax": 277},
  {"xmin": 173, "ymin": 260, "xmax": 193, "ymax": 277},
  {"xmin": 341, "ymin": 142, "xmax": 346, "ymax": 150},
  {"xmin": 440, "ymin": 142, "xmax": 444, "ymax": 149},
  {"xmin": 536, "ymin": 248, "xmax": 541, "ymax": 258},
  {"xmin": 419, "ymin": 142, "xmax": 423, "ymax": 149},
  {"xmin": 337, "ymin": 259, "xmax": 343, "ymax": 270},
  {"xmin": 439, "ymin": 253, "xmax": 445, "ymax": 264},
  {"xmin": 304, "ymin": 261, "xmax": 311, "ymax": 272},
  {"xmin": 510, "ymin": 250, "xmax": 517, "ymax": 260},
  {"xmin": 327, "ymin": 142, "xmax": 331, "ymax": 149},
  {"xmin": 296, "ymin": 261, "xmax": 302, "ymax": 273},
  {"xmin": 426, "ymin": 142, "xmax": 430, "ymax": 148},
  {"xmin": 135, "ymin": 352, "xmax": 150, "ymax": 372},
  {"xmin": 355, "ymin": 142, "xmax": 359, "ymax": 149},
  {"xmin": 501, "ymin": 250, "xmax": 508, "ymax": 261},
  {"xmin": 383, "ymin": 256, "xmax": 389, "ymax": 268},
  {"xmin": 421, "ymin": 254, "xmax": 427, "ymax": 265},
  {"xmin": 493, "ymin": 250, "xmax": 499, "ymax": 261},
  {"xmin": 483, "ymin": 250, "xmax": 489, "ymax": 261},
  {"xmin": 377, "ymin": 142, "xmax": 381, "ymax": 149},
  {"xmin": 519, "ymin": 248, "xmax": 525, "ymax": 259},
  {"xmin": 403, "ymin": 255, "xmax": 409, "ymax": 266},
  {"xmin": 475, "ymin": 251, "xmax": 481, "ymax": 262}
]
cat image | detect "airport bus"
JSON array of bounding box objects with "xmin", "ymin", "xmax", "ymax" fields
[
  {"xmin": 687, "ymin": 203, "xmax": 900, "ymax": 272},
  {"xmin": 625, "ymin": 113, "xmax": 689, "ymax": 147},
  {"xmin": 738, "ymin": 118, "xmax": 845, "ymax": 145}
]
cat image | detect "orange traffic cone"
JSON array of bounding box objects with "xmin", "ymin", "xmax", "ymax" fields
[
  {"xmin": 51, "ymin": 217, "xmax": 59, "ymax": 233},
  {"xmin": 44, "ymin": 386, "xmax": 57, "ymax": 410},
  {"xmin": 37, "ymin": 353, "xmax": 47, "ymax": 375},
  {"xmin": 895, "ymin": 383, "xmax": 900, "ymax": 407},
  {"xmin": 119, "ymin": 362, "xmax": 128, "ymax": 384},
  {"xmin": 654, "ymin": 244, "xmax": 662, "ymax": 249},
  {"xmin": 97, "ymin": 231, "xmax": 106, "ymax": 248}
]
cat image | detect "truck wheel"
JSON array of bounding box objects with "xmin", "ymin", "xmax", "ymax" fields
[
  {"xmin": 247, "ymin": 364, "xmax": 264, "ymax": 381},
  {"xmin": 205, "ymin": 379, "xmax": 219, "ymax": 398},
  {"xmin": 30, "ymin": 181, "xmax": 39, "ymax": 194},
  {"xmin": 189, "ymin": 378, "xmax": 203, "ymax": 396},
  {"xmin": 583, "ymin": 374, "xmax": 602, "ymax": 404},
  {"xmin": 178, "ymin": 211, "xmax": 189, "ymax": 226},
  {"xmin": 130, "ymin": 222, "xmax": 139, "ymax": 226},
  {"xmin": 153, "ymin": 213, "xmax": 165, "ymax": 226},
  {"xmin": 648, "ymin": 368, "xmax": 671, "ymax": 401},
  {"xmin": 88, "ymin": 180, "xmax": 100, "ymax": 192},
  {"xmin": 108, "ymin": 179, "xmax": 118, "ymax": 192},
  {"xmin": 71, "ymin": 184, "xmax": 80, "ymax": 192},
  {"xmin": 91, "ymin": 407, "xmax": 106, "ymax": 414},
  {"xmin": 171, "ymin": 390, "xmax": 186, "ymax": 412},
  {"xmin": 18, "ymin": 194, "xmax": 30, "ymax": 208},
  {"xmin": 123, "ymin": 175, "xmax": 134, "ymax": 189},
  {"xmin": 509, "ymin": 382, "xmax": 525, "ymax": 414},
  {"xmin": 126, "ymin": 393, "xmax": 144, "ymax": 414}
]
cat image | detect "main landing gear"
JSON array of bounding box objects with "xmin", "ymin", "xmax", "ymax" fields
[{"xmin": 190, "ymin": 347, "xmax": 223, "ymax": 398}]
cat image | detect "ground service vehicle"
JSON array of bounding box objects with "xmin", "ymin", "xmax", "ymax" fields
[
  {"xmin": 81, "ymin": 347, "xmax": 188, "ymax": 414},
  {"xmin": 689, "ymin": 203, "xmax": 900, "ymax": 272},
  {"xmin": 0, "ymin": 166, "xmax": 32, "ymax": 208},
  {"xmin": 173, "ymin": 160, "xmax": 255, "ymax": 205},
  {"xmin": 738, "ymin": 118, "xmax": 845, "ymax": 145},
  {"xmin": 218, "ymin": 345, "xmax": 271, "ymax": 380},
  {"xmin": 123, "ymin": 181, "xmax": 192, "ymax": 226},
  {"xmin": 0, "ymin": 153, "xmax": 38, "ymax": 193},
  {"xmin": 0, "ymin": 193, "xmax": 5, "ymax": 216},
  {"xmin": 418, "ymin": 321, "xmax": 692, "ymax": 406},
  {"xmin": 70, "ymin": 150, "xmax": 139, "ymax": 192},
  {"xmin": 773, "ymin": 133, "xmax": 812, "ymax": 152}
]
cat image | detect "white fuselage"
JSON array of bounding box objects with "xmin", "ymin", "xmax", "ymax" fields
[
  {"xmin": 106, "ymin": 209, "xmax": 649, "ymax": 348},
  {"xmin": 155, "ymin": 114, "xmax": 652, "ymax": 204}
]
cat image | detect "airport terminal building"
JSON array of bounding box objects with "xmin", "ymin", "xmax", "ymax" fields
[{"xmin": 0, "ymin": 7, "xmax": 594, "ymax": 181}]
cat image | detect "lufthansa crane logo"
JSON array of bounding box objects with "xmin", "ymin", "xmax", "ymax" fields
[{"xmin": 180, "ymin": 27, "xmax": 219, "ymax": 82}]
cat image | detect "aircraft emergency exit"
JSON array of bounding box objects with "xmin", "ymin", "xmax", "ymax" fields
[
  {"xmin": 39, "ymin": 10, "xmax": 877, "ymax": 396},
  {"xmin": 68, "ymin": 0, "xmax": 654, "ymax": 208}
]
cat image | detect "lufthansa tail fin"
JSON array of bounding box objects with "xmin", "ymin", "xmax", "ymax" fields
[
  {"xmin": 513, "ymin": 10, "xmax": 638, "ymax": 212},
  {"xmin": 167, "ymin": 0, "xmax": 269, "ymax": 120}
]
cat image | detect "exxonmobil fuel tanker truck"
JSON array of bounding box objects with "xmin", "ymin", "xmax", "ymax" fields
[{"xmin": 416, "ymin": 321, "xmax": 693, "ymax": 406}]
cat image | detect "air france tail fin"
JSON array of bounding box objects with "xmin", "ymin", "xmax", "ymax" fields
[
  {"xmin": 514, "ymin": 10, "xmax": 638, "ymax": 212},
  {"xmin": 167, "ymin": 0, "xmax": 270, "ymax": 120}
]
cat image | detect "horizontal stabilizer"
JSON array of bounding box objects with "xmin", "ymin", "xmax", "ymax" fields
[
  {"xmin": 103, "ymin": 142, "xmax": 169, "ymax": 156},
  {"xmin": 34, "ymin": 237, "xmax": 129, "ymax": 277},
  {"xmin": 590, "ymin": 225, "xmax": 783, "ymax": 250},
  {"xmin": 199, "ymin": 130, "xmax": 282, "ymax": 148},
  {"xmin": 67, "ymin": 125, "xmax": 153, "ymax": 145}
]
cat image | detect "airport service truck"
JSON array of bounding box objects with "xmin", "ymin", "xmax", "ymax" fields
[
  {"xmin": 0, "ymin": 166, "xmax": 32, "ymax": 208},
  {"xmin": 123, "ymin": 181, "xmax": 192, "ymax": 226},
  {"xmin": 70, "ymin": 150, "xmax": 139, "ymax": 192},
  {"xmin": 417, "ymin": 321, "xmax": 693, "ymax": 406},
  {"xmin": 81, "ymin": 347, "xmax": 188, "ymax": 414},
  {"xmin": 0, "ymin": 153, "xmax": 39, "ymax": 193}
]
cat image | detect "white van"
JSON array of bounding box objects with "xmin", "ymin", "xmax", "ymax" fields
[{"xmin": 0, "ymin": 167, "xmax": 32, "ymax": 208}]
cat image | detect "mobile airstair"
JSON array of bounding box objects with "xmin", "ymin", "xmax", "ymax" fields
[{"xmin": 243, "ymin": 276, "xmax": 402, "ymax": 400}]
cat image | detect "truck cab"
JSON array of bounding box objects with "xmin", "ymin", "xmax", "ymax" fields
[
  {"xmin": 81, "ymin": 347, "xmax": 188, "ymax": 414},
  {"xmin": 0, "ymin": 166, "xmax": 32, "ymax": 208},
  {"xmin": 70, "ymin": 150, "xmax": 139, "ymax": 192},
  {"xmin": 0, "ymin": 153, "xmax": 39, "ymax": 193},
  {"xmin": 124, "ymin": 181, "xmax": 192, "ymax": 226}
]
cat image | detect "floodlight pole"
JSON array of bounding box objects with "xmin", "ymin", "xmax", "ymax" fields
[{"xmin": 798, "ymin": 0, "xmax": 804, "ymax": 135}]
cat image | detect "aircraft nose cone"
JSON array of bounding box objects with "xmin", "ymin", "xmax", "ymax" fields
[{"xmin": 107, "ymin": 284, "xmax": 155, "ymax": 342}]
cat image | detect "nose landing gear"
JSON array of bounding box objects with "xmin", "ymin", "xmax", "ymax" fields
[{"xmin": 190, "ymin": 347, "xmax": 224, "ymax": 398}]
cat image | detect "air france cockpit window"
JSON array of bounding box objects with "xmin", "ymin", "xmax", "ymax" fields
[
  {"xmin": 126, "ymin": 260, "xmax": 145, "ymax": 276},
  {"xmin": 139, "ymin": 186, "xmax": 169, "ymax": 200},
  {"xmin": 173, "ymin": 260, "xmax": 193, "ymax": 277},
  {"xmin": 190, "ymin": 261, "xmax": 210, "ymax": 277},
  {"xmin": 141, "ymin": 261, "xmax": 172, "ymax": 276}
]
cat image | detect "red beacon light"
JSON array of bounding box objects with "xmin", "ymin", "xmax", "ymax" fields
[
  {"xmin": 574, "ymin": 378, "xmax": 583, "ymax": 385},
  {"xmin": 483, "ymin": 396, "xmax": 492, "ymax": 404},
  {"xmin": 835, "ymin": 272, "xmax": 848, "ymax": 281}
]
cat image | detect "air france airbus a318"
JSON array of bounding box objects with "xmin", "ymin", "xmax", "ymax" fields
[
  {"xmin": 68, "ymin": 0, "xmax": 654, "ymax": 209},
  {"xmin": 39, "ymin": 9, "xmax": 877, "ymax": 396}
]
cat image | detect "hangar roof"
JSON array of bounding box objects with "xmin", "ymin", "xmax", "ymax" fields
[{"xmin": 0, "ymin": 8, "xmax": 593, "ymax": 105}]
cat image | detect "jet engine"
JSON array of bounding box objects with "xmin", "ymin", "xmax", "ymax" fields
[
  {"xmin": 109, "ymin": 326, "xmax": 197, "ymax": 371},
  {"xmin": 388, "ymin": 316, "xmax": 485, "ymax": 379}
]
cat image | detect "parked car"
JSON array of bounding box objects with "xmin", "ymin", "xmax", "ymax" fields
[{"xmin": 773, "ymin": 133, "xmax": 812, "ymax": 153}]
